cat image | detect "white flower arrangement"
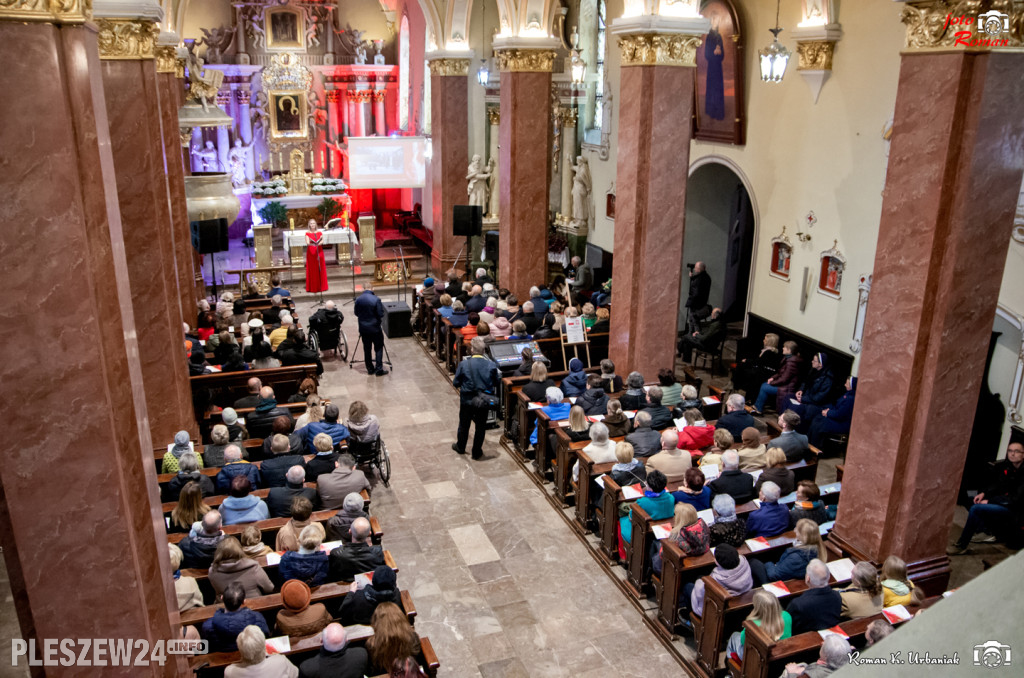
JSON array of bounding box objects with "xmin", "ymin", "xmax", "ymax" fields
[
  {"xmin": 273, "ymin": 179, "xmax": 286, "ymax": 187},
  {"xmin": 311, "ymin": 177, "xmax": 324, "ymax": 185},
  {"xmin": 252, "ymin": 187, "xmax": 264, "ymax": 195}
]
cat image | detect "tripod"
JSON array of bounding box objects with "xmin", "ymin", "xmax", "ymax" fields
[{"xmin": 349, "ymin": 331, "xmax": 393, "ymax": 373}]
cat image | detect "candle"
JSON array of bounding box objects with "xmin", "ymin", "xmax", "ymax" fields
[
  {"xmin": 321, "ymin": 150, "xmax": 326, "ymax": 174},
  {"xmin": 278, "ymin": 151, "xmax": 283, "ymax": 170}
]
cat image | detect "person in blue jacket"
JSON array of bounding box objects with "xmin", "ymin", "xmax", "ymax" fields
[
  {"xmin": 747, "ymin": 518, "xmax": 826, "ymax": 586},
  {"xmin": 354, "ymin": 285, "xmax": 388, "ymax": 376},
  {"xmin": 561, "ymin": 357, "xmax": 589, "ymax": 397},
  {"xmin": 452, "ymin": 337, "xmax": 502, "ymax": 459},
  {"xmin": 807, "ymin": 377, "xmax": 857, "ymax": 447},
  {"xmin": 745, "ymin": 482, "xmax": 790, "ymax": 538},
  {"xmin": 201, "ymin": 583, "xmax": 269, "ymax": 652},
  {"xmin": 529, "ymin": 386, "xmax": 572, "ymax": 447}
]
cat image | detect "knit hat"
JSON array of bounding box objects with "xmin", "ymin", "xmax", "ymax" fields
[
  {"xmin": 569, "ymin": 358, "xmax": 584, "ymax": 372},
  {"xmin": 281, "ymin": 580, "xmax": 311, "ymax": 612},
  {"xmin": 423, "ymin": 277, "xmax": 434, "ymax": 287},
  {"xmin": 491, "ymin": 317, "xmax": 512, "ymax": 339},
  {"xmin": 540, "ymin": 289, "xmax": 554, "ymax": 300},
  {"xmin": 171, "ymin": 431, "xmax": 191, "ymax": 458},
  {"xmin": 343, "ymin": 492, "xmax": 364, "ymax": 513},
  {"xmin": 714, "ymin": 544, "xmax": 740, "ymax": 570},
  {"xmin": 221, "ymin": 408, "xmax": 239, "ymax": 425},
  {"xmin": 372, "ymin": 565, "xmax": 396, "ymax": 591}
]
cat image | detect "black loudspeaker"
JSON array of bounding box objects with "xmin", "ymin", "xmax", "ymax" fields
[
  {"xmin": 191, "ymin": 218, "xmax": 229, "ymax": 254},
  {"xmin": 483, "ymin": 230, "xmax": 500, "ymax": 264},
  {"xmin": 453, "ymin": 205, "xmax": 482, "ymax": 237},
  {"xmin": 382, "ymin": 301, "xmax": 412, "ymax": 338}
]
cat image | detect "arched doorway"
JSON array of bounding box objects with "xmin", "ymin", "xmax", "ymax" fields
[{"xmin": 678, "ymin": 160, "xmax": 756, "ymax": 331}]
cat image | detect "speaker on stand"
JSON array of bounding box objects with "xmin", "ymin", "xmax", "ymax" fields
[
  {"xmin": 452, "ymin": 205, "xmax": 482, "ymax": 280},
  {"xmin": 191, "ymin": 218, "xmax": 230, "ymax": 297}
]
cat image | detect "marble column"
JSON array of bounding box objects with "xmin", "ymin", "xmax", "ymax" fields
[
  {"xmin": 234, "ymin": 3, "xmax": 249, "ymax": 64},
  {"xmin": 99, "ymin": 12, "xmax": 198, "ymax": 444},
  {"xmin": 496, "ymin": 47, "xmax": 556, "ymax": 298},
  {"xmin": 373, "ymin": 90, "xmax": 387, "ymax": 136},
  {"xmin": 427, "ymin": 56, "xmax": 470, "ymax": 276},
  {"xmin": 827, "ymin": 49, "xmax": 1024, "ymax": 594},
  {"xmin": 215, "ymin": 90, "xmax": 232, "ymax": 171},
  {"xmin": 344, "ymin": 89, "xmax": 354, "ymax": 138},
  {"xmin": 559, "ymin": 106, "xmax": 577, "ymax": 225},
  {"xmin": 487, "ymin": 105, "xmax": 500, "ymax": 219},
  {"xmin": 326, "ymin": 89, "xmax": 341, "ymax": 176},
  {"xmin": 0, "ymin": 7, "xmax": 184, "ymax": 675},
  {"xmin": 236, "ymin": 88, "xmax": 254, "ymax": 179},
  {"xmin": 606, "ymin": 25, "xmax": 705, "ymax": 380},
  {"xmin": 355, "ymin": 91, "xmax": 368, "ymax": 136}
]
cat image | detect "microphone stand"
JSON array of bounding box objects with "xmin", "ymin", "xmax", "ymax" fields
[
  {"xmin": 396, "ymin": 242, "xmax": 408, "ymax": 306},
  {"xmin": 453, "ymin": 240, "xmax": 466, "ymax": 280}
]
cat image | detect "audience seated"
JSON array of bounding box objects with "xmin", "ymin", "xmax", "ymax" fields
[
  {"xmin": 512, "ymin": 347, "xmax": 535, "ymax": 376},
  {"xmin": 840, "ymin": 561, "xmax": 884, "ymax": 620},
  {"xmin": 751, "ymin": 341, "xmax": 802, "ymax": 415},
  {"xmin": 164, "ymin": 452, "xmax": 215, "ymax": 503},
  {"xmin": 326, "ymin": 492, "xmax": 369, "ymax": 542},
  {"xmin": 789, "ymin": 481, "xmax": 830, "ymax": 527},
  {"xmin": 261, "ymin": 433, "xmax": 308, "ymax": 488},
  {"xmin": 708, "ymin": 494, "xmax": 747, "ymax": 548},
  {"xmin": 328, "ymin": 517, "xmax": 384, "ymax": 582},
  {"xmin": 216, "ymin": 445, "xmax": 262, "ymax": 494},
  {"xmin": 766, "ymin": 410, "xmax": 809, "ymax": 463},
  {"xmin": 598, "ymin": 359, "xmax": 623, "ymax": 393},
  {"xmin": 749, "ymin": 519, "xmax": 825, "ymax": 586},
  {"xmin": 262, "ymin": 295, "xmax": 285, "ymax": 326},
  {"xmin": 625, "ymin": 411, "xmax": 661, "ymax": 458},
  {"xmin": 530, "ymin": 387, "xmax": 571, "ymax": 446},
  {"xmin": 298, "ymin": 623, "xmax": 369, "ymax": 678},
  {"xmin": 240, "ymin": 526, "xmax": 272, "ymax": 558},
  {"xmin": 785, "ymin": 558, "xmax": 842, "ymax": 636},
  {"xmin": 657, "ymin": 368, "xmax": 683, "ymax": 407},
  {"xmin": 204, "ymin": 424, "xmax": 234, "ymax": 467},
  {"xmin": 603, "ymin": 400, "xmax": 632, "ymax": 438},
  {"xmin": 675, "ymin": 384, "xmax": 703, "ymax": 417},
  {"xmin": 653, "ymin": 503, "xmax": 710, "ymax": 574},
  {"xmin": 745, "ymin": 482, "xmax": 789, "ymax": 537},
  {"xmin": 609, "ymin": 442, "xmax": 647, "ymax": 487},
  {"xmin": 672, "ymin": 467, "xmax": 712, "ymax": 510},
  {"xmin": 317, "ymin": 453, "xmax": 370, "ymax": 510},
  {"xmin": 676, "ymin": 409, "xmax": 715, "ymax": 454},
  {"xmin": 448, "ymin": 300, "xmax": 469, "ymax": 328},
  {"xmin": 221, "ymin": 477, "xmax": 270, "ymax": 525},
  {"xmin": 647, "ymin": 430, "xmax": 692, "ymax": 484},
  {"xmin": 698, "ymin": 429, "xmax": 734, "ymax": 469},
  {"xmin": 168, "ymin": 482, "xmax": 211, "ymax": 535},
  {"xmin": 644, "ymin": 386, "xmax": 674, "ymax": 430},
  {"xmin": 180, "ymin": 510, "xmax": 225, "ymax": 569},
  {"xmin": 880, "ymin": 555, "xmax": 918, "ymax": 607},
  {"xmin": 689, "ymin": 544, "xmax": 753, "ymax": 617},
  {"xmin": 162, "ymin": 430, "xmax": 201, "ymax": 474},
  {"xmin": 339, "ymin": 564, "xmax": 399, "ymax": 626},
  {"xmin": 275, "ymin": 579, "xmax": 332, "ymax": 638},
  {"xmin": 708, "ymin": 450, "xmax": 755, "ymax": 504},
  {"xmin": 755, "ymin": 448, "xmax": 796, "ymax": 497},
  {"xmin": 619, "ymin": 371, "xmax": 648, "ymax": 411},
  {"xmin": 276, "ymin": 497, "xmax": 326, "ymax": 552},
  {"xmin": 561, "ymin": 358, "xmax": 589, "ymax": 398},
  {"xmin": 224, "ymin": 624, "xmax": 298, "ymax": 678},
  {"xmin": 521, "ymin": 362, "xmax": 555, "ymax": 402},
  {"xmin": 732, "ymin": 332, "xmax": 781, "ymax": 401},
  {"xmin": 266, "ymin": 276, "xmax": 291, "ymax": 299},
  {"xmin": 343, "ymin": 400, "xmax": 380, "ymax": 446},
  {"xmin": 678, "ymin": 307, "xmax": 725, "ymax": 363},
  {"xmin": 780, "ymin": 634, "xmax": 851, "ymax": 678},
  {"xmin": 267, "ymin": 466, "xmax": 319, "ymax": 518},
  {"xmin": 304, "ymin": 404, "xmax": 350, "ymax": 453},
  {"xmin": 589, "ymin": 307, "xmax": 610, "ymax": 334},
  {"xmin": 248, "ymin": 387, "xmax": 294, "ymax": 440},
  {"xmin": 510, "ymin": 319, "xmax": 534, "ymax": 340},
  {"xmin": 865, "ymin": 619, "xmax": 895, "ymax": 647},
  {"xmin": 727, "ymin": 589, "xmax": 792, "ymax": 661},
  {"xmin": 278, "ymin": 330, "xmax": 323, "ymax": 375},
  {"xmin": 367, "ymin": 602, "xmax": 422, "ymax": 676},
  {"xmin": 221, "ymin": 408, "xmax": 248, "ymax": 442},
  {"xmin": 620, "ymin": 470, "xmax": 673, "ymax": 552},
  {"xmin": 949, "ymin": 440, "xmax": 1024, "ymax": 553},
  {"xmin": 208, "ymin": 537, "xmax": 274, "ymax": 601},
  {"xmin": 305, "ymin": 433, "xmax": 339, "ymax": 482},
  {"xmin": 279, "ymin": 525, "xmax": 330, "ymax": 587},
  {"xmin": 465, "ymin": 285, "xmax": 486, "ymax": 313},
  {"xmin": 783, "ymin": 352, "xmax": 834, "ymax": 421},
  {"xmin": 715, "ymin": 394, "xmax": 756, "ymax": 439},
  {"xmin": 201, "ymin": 584, "xmax": 269, "ymax": 653},
  {"xmin": 168, "ymin": 543, "xmax": 203, "ymax": 613},
  {"xmin": 527, "ymin": 286, "xmax": 548, "ymax": 316},
  {"xmin": 579, "ymin": 374, "xmax": 609, "ymax": 415},
  {"xmin": 251, "ymin": 340, "xmax": 281, "ymax": 370},
  {"xmin": 736, "ymin": 427, "xmax": 767, "ymax": 470},
  {"xmin": 807, "ymin": 377, "xmax": 858, "ymax": 447},
  {"xmin": 573, "ymin": 422, "xmax": 616, "ymax": 481},
  {"xmin": 268, "ymin": 313, "xmax": 293, "ymax": 350},
  {"xmin": 564, "ymin": 406, "xmax": 591, "ymax": 443},
  {"xmin": 436, "ymin": 294, "xmax": 454, "ymax": 320}
]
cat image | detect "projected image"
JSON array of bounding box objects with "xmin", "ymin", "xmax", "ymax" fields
[
  {"xmin": 361, "ymin": 146, "xmax": 404, "ymax": 174},
  {"xmin": 347, "ymin": 137, "xmax": 427, "ymax": 189}
]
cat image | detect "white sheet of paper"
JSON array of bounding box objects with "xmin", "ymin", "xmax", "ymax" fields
[
  {"xmin": 745, "ymin": 537, "xmax": 771, "ymax": 552},
  {"xmin": 820, "ymin": 482, "xmax": 841, "ymax": 495},
  {"xmin": 594, "ymin": 475, "xmax": 606, "ymax": 489},
  {"xmin": 673, "ymin": 418, "xmax": 688, "ymax": 430},
  {"xmin": 817, "ymin": 627, "xmax": 849, "ymax": 640},
  {"xmin": 265, "ymin": 636, "xmax": 291, "ymax": 653},
  {"xmin": 702, "ymin": 463, "xmax": 720, "ymax": 481},
  {"xmin": 320, "ymin": 540, "xmax": 343, "ymax": 553},
  {"xmin": 818, "ymin": 520, "xmax": 835, "ymax": 535},
  {"xmin": 749, "ymin": 470, "xmax": 764, "ymax": 483},
  {"xmin": 763, "ymin": 582, "xmax": 790, "ymax": 598},
  {"xmin": 882, "ymin": 605, "xmax": 912, "ymax": 623},
  {"xmin": 697, "ymin": 508, "xmax": 715, "ymax": 525},
  {"xmin": 752, "ymin": 499, "xmax": 762, "ymax": 508},
  {"xmin": 569, "ymin": 397, "xmax": 577, "ymax": 404},
  {"xmin": 265, "ymin": 552, "xmax": 281, "ymax": 566},
  {"xmin": 624, "ymin": 410, "xmax": 636, "ymax": 419},
  {"xmin": 166, "ymin": 441, "xmax": 195, "ymax": 455},
  {"xmin": 528, "ymin": 402, "xmax": 544, "ymax": 410},
  {"xmin": 826, "ymin": 558, "xmax": 855, "ymax": 583},
  {"xmin": 703, "ymin": 396, "xmax": 720, "ymax": 405},
  {"xmin": 621, "ymin": 484, "xmax": 643, "ymax": 500},
  {"xmin": 563, "ymin": 317, "xmax": 586, "ymax": 344},
  {"xmin": 652, "ymin": 523, "xmax": 672, "ymax": 540}
]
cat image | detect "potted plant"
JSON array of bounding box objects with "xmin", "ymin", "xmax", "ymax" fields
[
  {"xmin": 257, "ymin": 201, "xmax": 288, "ymax": 228},
  {"xmin": 318, "ymin": 197, "xmax": 342, "ymax": 225}
]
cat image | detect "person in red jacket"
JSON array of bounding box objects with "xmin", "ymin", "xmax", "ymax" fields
[{"xmin": 677, "ymin": 408, "xmax": 715, "ymax": 451}]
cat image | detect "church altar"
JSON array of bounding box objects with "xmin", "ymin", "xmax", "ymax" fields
[{"xmin": 281, "ymin": 228, "xmax": 358, "ymax": 249}]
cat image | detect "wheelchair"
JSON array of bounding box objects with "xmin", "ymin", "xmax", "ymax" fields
[
  {"xmin": 346, "ymin": 435, "xmax": 392, "ymax": 487},
  {"xmin": 308, "ymin": 317, "xmax": 348, "ymax": 362}
]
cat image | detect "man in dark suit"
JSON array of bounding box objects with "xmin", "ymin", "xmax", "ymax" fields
[
  {"xmin": 625, "ymin": 411, "xmax": 662, "ymax": 457},
  {"xmin": 354, "ymin": 285, "xmax": 388, "ymax": 376},
  {"xmin": 328, "ymin": 518, "xmax": 384, "ymax": 582},
  {"xmin": 266, "ymin": 465, "xmax": 318, "ymax": 517},
  {"xmin": 645, "ymin": 386, "xmax": 675, "ymax": 430},
  {"xmin": 708, "ymin": 450, "xmax": 756, "ymax": 504},
  {"xmin": 715, "ymin": 393, "xmax": 756, "ymax": 439},
  {"xmin": 787, "ymin": 559, "xmax": 842, "ymax": 635},
  {"xmin": 232, "ymin": 377, "xmax": 262, "ymax": 410},
  {"xmin": 258, "ymin": 434, "xmax": 308, "ymax": 488},
  {"xmin": 679, "ymin": 306, "xmax": 726, "ymax": 363},
  {"xmin": 767, "ymin": 410, "xmax": 811, "ymax": 462},
  {"xmin": 685, "ymin": 261, "xmax": 711, "ymax": 332}
]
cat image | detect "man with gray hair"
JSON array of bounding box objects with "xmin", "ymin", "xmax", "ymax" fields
[
  {"xmin": 567, "ymin": 255, "xmax": 593, "ymax": 296},
  {"xmin": 453, "ymin": 336, "xmax": 502, "ymax": 459},
  {"xmin": 298, "ymin": 622, "xmax": 369, "ymax": 677},
  {"xmin": 708, "ymin": 449, "xmax": 755, "ymax": 504},
  {"xmin": 266, "ymin": 464, "xmax": 318, "ymax": 518},
  {"xmin": 215, "ymin": 444, "xmax": 261, "ymax": 493},
  {"xmin": 625, "ymin": 410, "xmax": 661, "ymax": 457},
  {"xmin": 644, "ymin": 384, "xmax": 674, "ymax": 430},
  {"xmin": 328, "ymin": 517, "xmax": 384, "ymax": 582},
  {"xmin": 782, "ymin": 633, "xmax": 852, "ymax": 677},
  {"xmin": 744, "ymin": 481, "xmax": 789, "ymax": 537},
  {"xmin": 528, "ymin": 385, "xmax": 572, "ymax": 448},
  {"xmin": 715, "ymin": 392, "xmax": 756, "ymax": 439},
  {"xmin": 520, "ymin": 300, "xmax": 541, "ymax": 334},
  {"xmin": 260, "ymin": 433, "xmax": 308, "ymax": 488},
  {"xmin": 317, "ymin": 453, "xmax": 370, "ymax": 509},
  {"xmin": 787, "ymin": 558, "xmax": 842, "ymax": 635},
  {"xmin": 178, "ymin": 510, "xmax": 225, "ymax": 569},
  {"xmin": 263, "ymin": 294, "xmax": 284, "ymax": 325}
]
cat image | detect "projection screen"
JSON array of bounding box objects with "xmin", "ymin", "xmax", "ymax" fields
[{"xmin": 347, "ymin": 136, "xmax": 427, "ymax": 189}]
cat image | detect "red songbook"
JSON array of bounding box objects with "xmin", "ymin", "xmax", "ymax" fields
[
  {"xmin": 881, "ymin": 605, "xmax": 911, "ymax": 623},
  {"xmin": 763, "ymin": 581, "xmax": 791, "ymax": 598},
  {"xmin": 817, "ymin": 625, "xmax": 849, "ymax": 640},
  {"xmin": 621, "ymin": 483, "xmax": 644, "ymax": 500}
]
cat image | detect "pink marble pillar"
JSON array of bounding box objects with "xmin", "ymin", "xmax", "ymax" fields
[
  {"xmin": 428, "ymin": 58, "xmax": 470, "ymax": 276},
  {"xmin": 344, "ymin": 91, "xmax": 354, "ymax": 138},
  {"xmin": 0, "ymin": 17, "xmax": 183, "ymax": 676},
  {"xmin": 326, "ymin": 89, "xmax": 341, "ymax": 176},
  {"xmin": 497, "ymin": 50, "xmax": 554, "ymax": 299},
  {"xmin": 101, "ymin": 45, "xmax": 198, "ymax": 445},
  {"xmin": 373, "ymin": 90, "xmax": 387, "ymax": 136},
  {"xmin": 355, "ymin": 91, "xmax": 368, "ymax": 137},
  {"xmin": 608, "ymin": 54, "xmax": 696, "ymax": 381},
  {"xmin": 827, "ymin": 50, "xmax": 1024, "ymax": 593}
]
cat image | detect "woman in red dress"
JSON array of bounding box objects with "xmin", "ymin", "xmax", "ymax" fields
[{"xmin": 305, "ymin": 218, "xmax": 328, "ymax": 293}]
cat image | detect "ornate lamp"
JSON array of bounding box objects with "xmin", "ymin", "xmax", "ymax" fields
[
  {"xmin": 759, "ymin": 0, "xmax": 791, "ymax": 83},
  {"xmin": 477, "ymin": 61, "xmax": 490, "ymax": 86},
  {"xmin": 476, "ymin": 2, "xmax": 490, "ymax": 86},
  {"xmin": 569, "ymin": 26, "xmax": 586, "ymax": 85}
]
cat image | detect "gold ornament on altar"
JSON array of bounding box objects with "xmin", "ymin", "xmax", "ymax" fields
[
  {"xmin": 486, "ymin": 105, "xmax": 500, "ymax": 125},
  {"xmin": 618, "ymin": 33, "xmax": 702, "ymax": 68},
  {"xmin": 96, "ymin": 18, "xmax": 159, "ymax": 60},
  {"xmin": 495, "ymin": 49, "xmax": 557, "ymax": 73},
  {"xmin": 0, "ymin": 0, "xmax": 91, "ymax": 23},
  {"xmin": 262, "ymin": 53, "xmax": 314, "ymax": 144},
  {"xmin": 155, "ymin": 44, "xmax": 176, "ymax": 73}
]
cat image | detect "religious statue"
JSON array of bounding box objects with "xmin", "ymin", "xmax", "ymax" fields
[
  {"xmin": 803, "ymin": 0, "xmax": 826, "ymax": 24},
  {"xmin": 304, "ymin": 15, "xmax": 320, "ymax": 47},
  {"xmin": 198, "ymin": 25, "xmax": 236, "ymax": 65},
  {"xmin": 373, "ymin": 40, "xmax": 385, "ymax": 65},
  {"xmin": 194, "ymin": 140, "xmax": 220, "ymax": 172},
  {"xmin": 355, "ymin": 44, "xmax": 368, "ymax": 64},
  {"xmin": 183, "ymin": 46, "xmax": 223, "ymax": 112},
  {"xmin": 228, "ymin": 138, "xmax": 255, "ymax": 187},
  {"xmin": 466, "ymin": 155, "xmax": 491, "ymax": 208},
  {"xmin": 570, "ymin": 156, "xmax": 592, "ymax": 229},
  {"xmin": 486, "ymin": 157, "xmax": 498, "ymax": 217}
]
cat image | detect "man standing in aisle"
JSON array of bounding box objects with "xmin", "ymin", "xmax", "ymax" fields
[
  {"xmin": 452, "ymin": 337, "xmax": 501, "ymax": 460},
  {"xmin": 354, "ymin": 284, "xmax": 388, "ymax": 376}
]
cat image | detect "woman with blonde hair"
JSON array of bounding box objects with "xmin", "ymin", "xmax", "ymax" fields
[
  {"xmin": 346, "ymin": 400, "xmax": 381, "ymax": 443},
  {"xmin": 727, "ymin": 589, "xmax": 792, "ymax": 660},
  {"xmin": 749, "ymin": 518, "xmax": 825, "ymax": 585},
  {"xmin": 603, "ymin": 399, "xmax": 632, "ymax": 438},
  {"xmin": 366, "ymin": 601, "xmax": 422, "ymax": 675},
  {"xmin": 208, "ymin": 537, "xmax": 274, "ymax": 601},
  {"xmin": 565, "ymin": 405, "xmax": 591, "ymax": 443},
  {"xmin": 652, "ymin": 502, "xmax": 711, "ymax": 575},
  {"xmin": 167, "ymin": 543, "xmax": 203, "ymax": 612},
  {"xmin": 294, "ymin": 394, "xmax": 324, "ymax": 432},
  {"xmin": 699, "ymin": 428, "xmax": 734, "ymax": 469},
  {"xmin": 881, "ymin": 555, "xmax": 918, "ymax": 607},
  {"xmin": 754, "ymin": 447, "xmax": 796, "ymax": 497},
  {"xmin": 239, "ymin": 525, "xmax": 272, "ymax": 559},
  {"xmin": 168, "ymin": 481, "xmax": 210, "ymax": 534},
  {"xmin": 521, "ymin": 360, "xmax": 555, "ymax": 401}
]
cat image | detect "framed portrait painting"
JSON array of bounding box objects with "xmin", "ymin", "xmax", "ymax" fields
[
  {"xmin": 694, "ymin": 0, "xmax": 745, "ymax": 145},
  {"xmin": 269, "ymin": 92, "xmax": 308, "ymax": 141},
  {"xmin": 266, "ymin": 8, "xmax": 303, "ymax": 50}
]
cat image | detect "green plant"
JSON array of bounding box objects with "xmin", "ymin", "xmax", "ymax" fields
[
  {"xmin": 257, "ymin": 201, "xmax": 287, "ymax": 228},
  {"xmin": 317, "ymin": 197, "xmax": 343, "ymax": 225}
]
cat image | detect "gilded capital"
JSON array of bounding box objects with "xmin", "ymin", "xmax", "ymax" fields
[
  {"xmin": 618, "ymin": 33, "xmax": 702, "ymax": 67},
  {"xmin": 796, "ymin": 40, "xmax": 835, "ymax": 70},
  {"xmin": 901, "ymin": 0, "xmax": 1024, "ymax": 51},
  {"xmin": 427, "ymin": 58, "xmax": 470, "ymax": 76},
  {"xmin": 560, "ymin": 106, "xmax": 578, "ymax": 128},
  {"xmin": 495, "ymin": 48, "xmax": 557, "ymax": 73},
  {"xmin": 97, "ymin": 18, "xmax": 159, "ymax": 60},
  {"xmin": 486, "ymin": 105, "xmax": 500, "ymax": 126},
  {"xmin": 155, "ymin": 44, "xmax": 176, "ymax": 73},
  {"xmin": 0, "ymin": 0, "xmax": 92, "ymax": 23}
]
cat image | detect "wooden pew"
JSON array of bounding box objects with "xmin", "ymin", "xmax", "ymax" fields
[
  {"xmin": 162, "ymin": 481, "xmax": 316, "ymax": 513},
  {"xmin": 156, "ymin": 452, "xmax": 316, "ymax": 485},
  {"xmin": 155, "ymin": 439, "xmax": 267, "ymax": 473},
  {"xmin": 569, "ymin": 450, "xmax": 616, "ymax": 530},
  {"xmin": 190, "ymin": 365, "xmax": 319, "ymax": 418},
  {"xmin": 182, "ymin": 547, "xmax": 398, "ymax": 584},
  {"xmin": 168, "ymin": 509, "xmax": 340, "ymax": 546}
]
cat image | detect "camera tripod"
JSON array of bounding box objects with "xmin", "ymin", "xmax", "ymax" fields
[{"xmin": 349, "ymin": 332, "xmax": 393, "ymax": 373}]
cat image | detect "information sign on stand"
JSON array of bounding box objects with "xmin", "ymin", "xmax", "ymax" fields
[{"xmin": 560, "ymin": 316, "xmax": 591, "ymax": 369}]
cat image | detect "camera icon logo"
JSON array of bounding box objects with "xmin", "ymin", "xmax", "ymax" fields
[
  {"xmin": 977, "ymin": 10, "xmax": 1010, "ymax": 36},
  {"xmin": 974, "ymin": 640, "xmax": 1012, "ymax": 668}
]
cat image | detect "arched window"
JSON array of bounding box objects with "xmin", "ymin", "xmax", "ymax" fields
[
  {"xmin": 579, "ymin": 0, "xmax": 606, "ymax": 134},
  {"xmin": 399, "ymin": 15, "xmax": 410, "ymax": 131}
]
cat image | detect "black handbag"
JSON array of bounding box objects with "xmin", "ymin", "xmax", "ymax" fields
[{"xmin": 471, "ymin": 392, "xmax": 500, "ymax": 410}]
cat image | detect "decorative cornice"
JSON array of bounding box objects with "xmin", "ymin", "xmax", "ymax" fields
[
  {"xmin": 0, "ymin": 0, "xmax": 92, "ymax": 23},
  {"xmin": 427, "ymin": 58, "xmax": 470, "ymax": 76},
  {"xmin": 901, "ymin": 1, "xmax": 1024, "ymax": 51},
  {"xmin": 796, "ymin": 40, "xmax": 836, "ymax": 70},
  {"xmin": 486, "ymin": 105, "xmax": 500, "ymax": 126},
  {"xmin": 618, "ymin": 33, "xmax": 702, "ymax": 67},
  {"xmin": 560, "ymin": 105, "xmax": 578, "ymax": 128},
  {"xmin": 495, "ymin": 48, "xmax": 557, "ymax": 73},
  {"xmin": 97, "ymin": 18, "xmax": 158, "ymax": 60},
  {"xmin": 155, "ymin": 44, "xmax": 176, "ymax": 73}
]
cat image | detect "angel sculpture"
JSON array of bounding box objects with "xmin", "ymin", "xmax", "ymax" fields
[
  {"xmin": 184, "ymin": 48, "xmax": 223, "ymax": 112},
  {"xmin": 334, "ymin": 23, "xmax": 367, "ymax": 57},
  {"xmin": 198, "ymin": 26, "xmax": 236, "ymax": 65},
  {"xmin": 304, "ymin": 14, "xmax": 320, "ymax": 47}
]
